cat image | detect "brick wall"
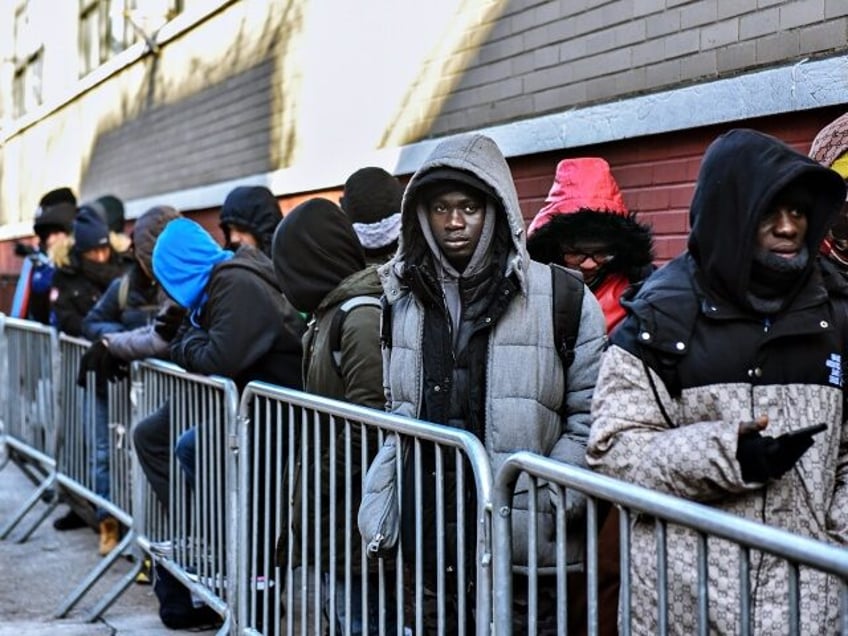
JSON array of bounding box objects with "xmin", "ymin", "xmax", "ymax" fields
[{"xmin": 429, "ymin": 0, "xmax": 848, "ymax": 136}]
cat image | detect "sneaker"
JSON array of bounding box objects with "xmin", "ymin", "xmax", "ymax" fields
[
  {"xmin": 135, "ymin": 558, "xmax": 152, "ymax": 585},
  {"xmin": 149, "ymin": 539, "xmax": 173, "ymax": 559},
  {"xmin": 98, "ymin": 517, "xmax": 121, "ymax": 555},
  {"xmin": 53, "ymin": 508, "xmax": 87, "ymax": 531}
]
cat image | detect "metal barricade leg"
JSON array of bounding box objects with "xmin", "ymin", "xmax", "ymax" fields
[
  {"xmin": 55, "ymin": 529, "xmax": 138, "ymax": 618},
  {"xmin": 0, "ymin": 442, "xmax": 57, "ymax": 540}
]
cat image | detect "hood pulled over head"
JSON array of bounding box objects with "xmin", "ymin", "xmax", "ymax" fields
[
  {"xmin": 390, "ymin": 133, "xmax": 528, "ymax": 287},
  {"xmin": 688, "ymin": 128, "xmax": 845, "ymax": 309},
  {"xmin": 152, "ymin": 218, "xmax": 234, "ymax": 312},
  {"xmin": 525, "ymin": 157, "xmax": 654, "ymax": 277},
  {"xmin": 272, "ymin": 198, "xmax": 365, "ymax": 313},
  {"xmin": 132, "ymin": 205, "xmax": 181, "ymax": 277},
  {"xmin": 219, "ymin": 185, "xmax": 281, "ymax": 256}
]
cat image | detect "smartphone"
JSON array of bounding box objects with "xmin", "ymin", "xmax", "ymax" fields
[{"xmin": 781, "ymin": 422, "xmax": 828, "ymax": 440}]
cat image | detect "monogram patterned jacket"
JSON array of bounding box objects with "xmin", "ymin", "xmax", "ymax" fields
[{"xmin": 587, "ymin": 130, "xmax": 848, "ymax": 635}]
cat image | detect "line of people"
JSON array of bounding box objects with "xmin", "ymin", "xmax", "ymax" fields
[{"xmin": 11, "ymin": 110, "xmax": 848, "ymax": 634}]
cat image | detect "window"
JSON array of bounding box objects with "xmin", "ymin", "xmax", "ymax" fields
[
  {"xmin": 79, "ymin": 0, "xmax": 107, "ymax": 76},
  {"xmin": 12, "ymin": 3, "xmax": 44, "ymax": 118},
  {"xmin": 79, "ymin": 0, "xmax": 181, "ymax": 76}
]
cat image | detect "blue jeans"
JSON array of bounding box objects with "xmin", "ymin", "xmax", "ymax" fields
[
  {"xmin": 88, "ymin": 391, "xmax": 110, "ymax": 520},
  {"xmin": 175, "ymin": 426, "xmax": 196, "ymax": 491}
]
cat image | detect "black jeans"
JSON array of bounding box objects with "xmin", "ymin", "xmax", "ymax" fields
[{"xmin": 133, "ymin": 402, "xmax": 171, "ymax": 508}]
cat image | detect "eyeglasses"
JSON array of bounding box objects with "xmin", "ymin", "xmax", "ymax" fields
[{"xmin": 562, "ymin": 251, "xmax": 615, "ymax": 266}]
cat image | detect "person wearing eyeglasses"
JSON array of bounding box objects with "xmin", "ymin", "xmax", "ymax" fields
[
  {"xmin": 525, "ymin": 157, "xmax": 654, "ymax": 635},
  {"xmin": 526, "ymin": 157, "xmax": 655, "ymax": 334}
]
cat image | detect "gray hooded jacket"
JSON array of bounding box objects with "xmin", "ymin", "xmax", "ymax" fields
[{"xmin": 359, "ymin": 133, "xmax": 607, "ymax": 570}]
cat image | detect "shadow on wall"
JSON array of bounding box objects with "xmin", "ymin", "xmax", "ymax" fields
[
  {"xmin": 80, "ymin": 1, "xmax": 303, "ymax": 204},
  {"xmin": 81, "ymin": 57, "xmax": 278, "ymax": 202}
]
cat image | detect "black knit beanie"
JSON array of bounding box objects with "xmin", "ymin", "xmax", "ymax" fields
[
  {"xmin": 39, "ymin": 187, "xmax": 77, "ymax": 208},
  {"xmin": 34, "ymin": 201, "xmax": 76, "ymax": 242},
  {"xmin": 91, "ymin": 194, "xmax": 126, "ymax": 233},
  {"xmin": 341, "ymin": 167, "xmax": 403, "ymax": 254},
  {"xmin": 73, "ymin": 206, "xmax": 111, "ymax": 252},
  {"xmin": 272, "ymin": 198, "xmax": 365, "ymax": 313}
]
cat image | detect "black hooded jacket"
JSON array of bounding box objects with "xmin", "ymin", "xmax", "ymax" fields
[
  {"xmin": 219, "ymin": 186, "xmax": 281, "ymax": 256},
  {"xmin": 272, "ymin": 198, "xmax": 367, "ymax": 314},
  {"xmin": 614, "ymin": 129, "xmax": 847, "ymax": 397},
  {"xmin": 169, "ymin": 245, "xmax": 306, "ymax": 391}
]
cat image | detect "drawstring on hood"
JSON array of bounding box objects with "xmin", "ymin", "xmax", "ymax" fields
[{"xmin": 152, "ymin": 218, "xmax": 234, "ymax": 322}]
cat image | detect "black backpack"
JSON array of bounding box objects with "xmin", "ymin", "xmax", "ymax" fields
[{"xmin": 549, "ymin": 263, "xmax": 585, "ymax": 371}]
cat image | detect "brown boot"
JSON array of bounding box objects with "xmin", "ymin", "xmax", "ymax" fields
[{"xmin": 98, "ymin": 517, "xmax": 120, "ymax": 555}]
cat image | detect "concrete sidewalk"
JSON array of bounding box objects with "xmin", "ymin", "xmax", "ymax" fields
[{"xmin": 0, "ymin": 449, "xmax": 217, "ymax": 635}]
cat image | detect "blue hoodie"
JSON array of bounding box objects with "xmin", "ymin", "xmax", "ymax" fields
[{"xmin": 152, "ymin": 218, "xmax": 233, "ymax": 320}]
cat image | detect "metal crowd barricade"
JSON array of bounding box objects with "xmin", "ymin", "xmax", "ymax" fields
[
  {"xmin": 131, "ymin": 357, "xmax": 239, "ymax": 635},
  {"xmin": 0, "ymin": 315, "xmax": 60, "ymax": 541},
  {"xmin": 53, "ymin": 334, "xmax": 142, "ymax": 620},
  {"xmin": 492, "ymin": 451, "xmax": 848, "ymax": 635},
  {"xmin": 237, "ymin": 382, "xmax": 494, "ymax": 636}
]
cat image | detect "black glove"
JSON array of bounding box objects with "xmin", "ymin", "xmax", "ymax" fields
[
  {"xmin": 736, "ymin": 428, "xmax": 818, "ymax": 483},
  {"xmin": 103, "ymin": 354, "xmax": 129, "ymax": 383},
  {"xmin": 154, "ymin": 304, "xmax": 186, "ymax": 342},
  {"xmin": 76, "ymin": 339, "xmax": 111, "ymax": 388}
]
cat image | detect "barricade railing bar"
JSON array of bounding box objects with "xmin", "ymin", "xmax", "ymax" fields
[
  {"xmin": 0, "ymin": 315, "xmax": 60, "ymax": 542},
  {"xmin": 492, "ymin": 451, "xmax": 848, "ymax": 636},
  {"xmin": 1, "ymin": 314, "xmax": 847, "ymax": 636},
  {"xmin": 132, "ymin": 357, "xmax": 238, "ymax": 635},
  {"xmin": 53, "ymin": 334, "xmax": 142, "ymax": 621},
  {"xmin": 238, "ymin": 381, "xmax": 495, "ymax": 636}
]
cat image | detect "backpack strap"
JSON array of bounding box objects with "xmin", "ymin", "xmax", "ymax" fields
[
  {"xmin": 329, "ymin": 295, "xmax": 382, "ymax": 376},
  {"xmin": 550, "ymin": 264, "xmax": 584, "ymax": 370}
]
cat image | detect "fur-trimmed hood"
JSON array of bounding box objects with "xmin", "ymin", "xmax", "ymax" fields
[
  {"xmin": 51, "ymin": 232, "xmax": 130, "ymax": 270},
  {"xmin": 526, "ymin": 157, "xmax": 654, "ymax": 281}
]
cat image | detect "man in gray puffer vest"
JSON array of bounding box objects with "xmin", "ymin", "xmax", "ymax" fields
[{"xmin": 359, "ymin": 133, "xmax": 606, "ymax": 633}]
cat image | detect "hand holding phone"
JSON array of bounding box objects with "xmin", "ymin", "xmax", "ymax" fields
[
  {"xmin": 737, "ymin": 422, "xmax": 826, "ymax": 483},
  {"xmin": 779, "ymin": 422, "xmax": 827, "ymax": 442}
]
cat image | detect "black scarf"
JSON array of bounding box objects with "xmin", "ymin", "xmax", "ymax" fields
[
  {"xmin": 746, "ymin": 246, "xmax": 809, "ymax": 314},
  {"xmin": 79, "ymin": 257, "xmax": 125, "ymax": 291}
]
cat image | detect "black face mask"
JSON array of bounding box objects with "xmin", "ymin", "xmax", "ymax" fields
[{"xmin": 79, "ymin": 257, "xmax": 124, "ymax": 290}]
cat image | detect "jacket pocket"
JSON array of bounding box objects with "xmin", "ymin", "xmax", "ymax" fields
[{"xmin": 358, "ymin": 434, "xmax": 405, "ymax": 560}]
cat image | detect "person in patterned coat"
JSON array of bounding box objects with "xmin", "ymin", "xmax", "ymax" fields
[
  {"xmin": 810, "ymin": 112, "xmax": 848, "ymax": 273},
  {"xmin": 587, "ymin": 129, "xmax": 848, "ymax": 635}
]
